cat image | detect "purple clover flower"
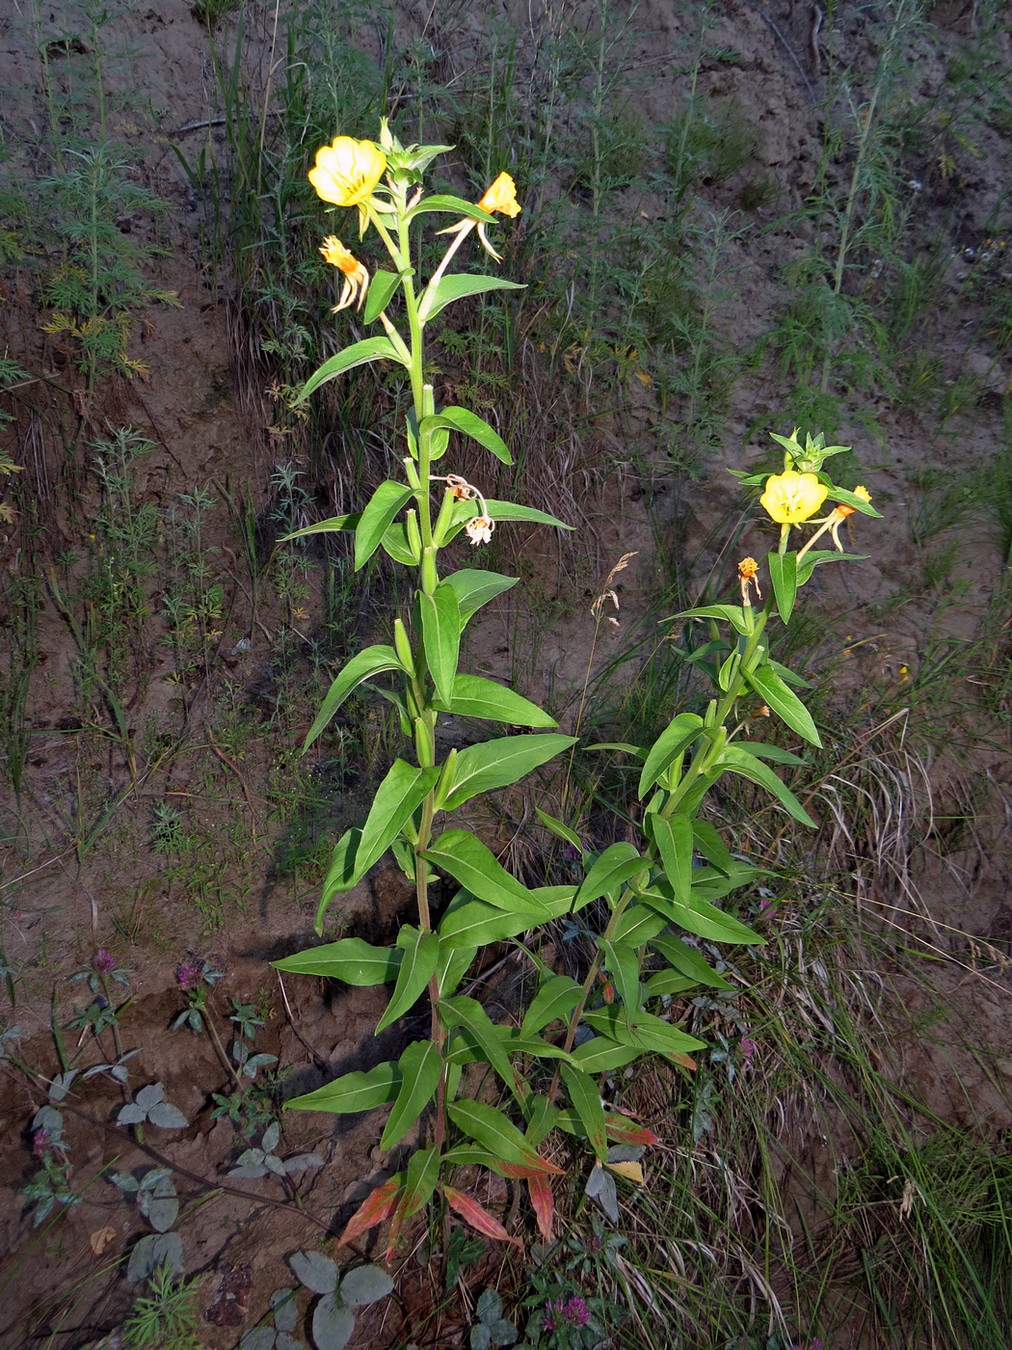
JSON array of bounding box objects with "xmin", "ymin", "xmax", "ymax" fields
[
  {"xmin": 739, "ymin": 1036, "xmax": 757, "ymax": 1063},
  {"xmin": 32, "ymin": 1129, "xmax": 51, "ymax": 1160},
  {"xmin": 91, "ymin": 949, "xmax": 116, "ymax": 974},
  {"xmin": 176, "ymin": 958, "xmax": 203, "ymax": 991},
  {"xmin": 544, "ymin": 1295, "xmax": 591, "ymax": 1332}
]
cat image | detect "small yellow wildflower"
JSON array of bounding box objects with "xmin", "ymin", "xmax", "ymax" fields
[
  {"xmin": 318, "ymin": 236, "xmax": 369, "ymax": 312},
  {"xmin": 308, "ymin": 136, "xmax": 386, "ymax": 207},
  {"xmin": 759, "ymin": 470, "xmax": 828, "ymax": 525},
  {"xmin": 475, "ymin": 172, "xmax": 521, "ymax": 261},
  {"xmin": 738, "ymin": 555, "xmax": 761, "ymax": 604}
]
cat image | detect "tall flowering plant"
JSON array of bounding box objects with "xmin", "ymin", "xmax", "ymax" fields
[{"xmin": 274, "ymin": 124, "xmax": 880, "ymax": 1259}]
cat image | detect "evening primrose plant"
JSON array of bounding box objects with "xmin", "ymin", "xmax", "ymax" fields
[{"xmin": 273, "ymin": 124, "xmax": 882, "ymax": 1258}]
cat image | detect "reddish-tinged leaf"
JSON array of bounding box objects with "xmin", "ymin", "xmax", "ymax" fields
[
  {"xmin": 603, "ymin": 1114, "xmax": 660, "ymax": 1147},
  {"xmin": 497, "ymin": 1156, "xmax": 566, "ymax": 1180},
  {"xmin": 338, "ymin": 1176, "xmax": 403, "ymax": 1247},
  {"xmin": 527, "ymin": 1175, "xmax": 554, "ymax": 1240},
  {"xmin": 443, "ymin": 1185, "xmax": 522, "ymax": 1249},
  {"xmin": 670, "ymin": 1051, "xmax": 697, "ymax": 1070}
]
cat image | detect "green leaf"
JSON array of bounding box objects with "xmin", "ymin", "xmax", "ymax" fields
[
  {"xmin": 435, "ymin": 943, "xmax": 476, "ymax": 999},
  {"xmin": 649, "ymin": 814, "xmax": 694, "ymax": 905},
  {"xmin": 419, "ymin": 583, "xmax": 461, "ymax": 704},
  {"xmin": 743, "ymin": 742, "xmax": 805, "ymax": 765},
  {"xmin": 582, "ymin": 1006, "xmax": 706, "ymax": 1058},
  {"xmin": 671, "ymin": 604, "xmax": 751, "ymax": 635},
  {"xmin": 438, "ymin": 893, "xmax": 558, "ymax": 949},
  {"xmin": 611, "ymin": 903, "xmax": 667, "ymax": 946},
  {"xmin": 691, "ymin": 820, "xmax": 734, "ymax": 874},
  {"xmin": 303, "ymin": 644, "xmax": 404, "ymax": 750},
  {"xmin": 433, "ymin": 674, "xmax": 557, "ymax": 727},
  {"xmin": 422, "ymin": 829, "xmax": 550, "ymax": 915},
  {"xmin": 354, "ymin": 481, "xmax": 414, "ymax": 570},
  {"xmin": 405, "ymin": 194, "xmax": 495, "ymax": 222},
  {"xmin": 283, "ymin": 512, "xmax": 359, "ymax": 540},
  {"xmin": 380, "ymin": 1040, "xmax": 442, "ymax": 1149},
  {"xmin": 363, "ymin": 269, "xmax": 403, "ymax": 324},
  {"xmin": 534, "ymin": 806, "xmax": 584, "ymax": 851},
  {"xmin": 576, "ymin": 841, "xmax": 644, "ymax": 906},
  {"xmin": 446, "ymin": 499, "xmax": 573, "ymax": 541},
  {"xmin": 650, "ymin": 934, "xmax": 734, "ymax": 991},
  {"xmin": 447, "ymin": 1100, "xmax": 557, "ymax": 1173},
  {"xmin": 796, "ymin": 549, "xmax": 867, "ymax": 586},
  {"xmin": 284, "ymin": 1060, "xmax": 400, "ymax": 1114},
  {"xmin": 643, "ymin": 969, "xmax": 699, "ymax": 997},
  {"xmin": 273, "ymin": 937, "xmax": 401, "ymax": 986},
  {"xmin": 521, "ymin": 974, "xmax": 583, "ymax": 1037},
  {"xmin": 745, "ymin": 665, "xmax": 821, "ymax": 747},
  {"xmin": 443, "ymin": 734, "xmax": 576, "ymax": 811},
  {"xmin": 597, "ymin": 937, "xmax": 642, "ymax": 1013},
  {"xmin": 417, "ymin": 274, "xmax": 525, "ymax": 325},
  {"xmin": 560, "ymin": 1064, "xmax": 607, "ymax": 1160},
  {"xmin": 638, "ymin": 882, "xmax": 760, "ymax": 946},
  {"xmin": 401, "ymin": 1144, "xmax": 440, "ymax": 1220},
  {"xmin": 380, "ymin": 521, "xmax": 419, "ymax": 565},
  {"xmin": 638, "ymin": 713, "xmax": 705, "ymax": 796},
  {"xmin": 297, "ymin": 337, "xmax": 405, "ymax": 402},
  {"xmin": 376, "ymin": 927, "xmax": 440, "ymax": 1033},
  {"xmin": 420, "ymin": 405, "xmax": 513, "ymax": 465},
  {"xmin": 439, "ymin": 996, "xmax": 524, "ymax": 1103},
  {"xmin": 570, "ymin": 1037, "xmax": 644, "ymax": 1073},
  {"xmin": 442, "ymin": 569, "xmax": 517, "ymax": 625},
  {"xmin": 767, "ymin": 551, "xmax": 798, "ymax": 624},
  {"xmin": 718, "ymin": 744, "xmax": 817, "ymax": 827}
]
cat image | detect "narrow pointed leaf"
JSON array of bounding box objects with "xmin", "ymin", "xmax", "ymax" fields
[
  {"xmin": 442, "ymin": 568, "xmax": 517, "ymax": 625},
  {"xmin": 650, "ymin": 934, "xmax": 734, "ymax": 991},
  {"xmin": 638, "ymin": 883, "xmax": 760, "ymax": 945},
  {"xmin": 582, "ymin": 1006, "xmax": 705, "ymax": 1060},
  {"xmin": 362, "ymin": 268, "xmax": 402, "ymax": 324},
  {"xmin": 650, "ymin": 813, "xmax": 694, "ymax": 905},
  {"xmin": 611, "ymin": 903, "xmax": 667, "ymax": 946},
  {"xmin": 439, "ymin": 995, "xmax": 525, "ymax": 1103},
  {"xmin": 638, "ymin": 713, "xmax": 705, "ymax": 796},
  {"xmin": 560, "ymin": 1064, "xmax": 607, "ymax": 1161},
  {"xmin": 604, "ymin": 1113, "xmax": 659, "ymax": 1147},
  {"xmin": 338, "ymin": 1175, "xmax": 404, "ymax": 1246},
  {"xmin": 672, "ymin": 604, "xmax": 751, "ymax": 635},
  {"xmin": 438, "ymin": 893, "xmax": 554, "ymax": 949},
  {"xmin": 357, "ymin": 760, "xmax": 440, "ymax": 880},
  {"xmin": 303, "ymin": 645, "xmax": 404, "ymax": 750},
  {"xmin": 527, "ymin": 1174, "xmax": 554, "ymax": 1240},
  {"xmin": 521, "ymin": 974, "xmax": 583, "ymax": 1037},
  {"xmin": 717, "ymin": 745, "xmax": 817, "ymax": 827},
  {"xmin": 745, "ymin": 665, "xmax": 821, "ymax": 746},
  {"xmin": 297, "ymin": 337, "xmax": 405, "ymax": 402},
  {"xmin": 571, "ymin": 1037, "xmax": 644, "ymax": 1073},
  {"xmin": 354, "ymin": 481, "xmax": 414, "ymax": 570},
  {"xmin": 576, "ymin": 841, "xmax": 644, "ymax": 906},
  {"xmin": 448, "ymin": 498, "xmax": 573, "ymax": 536},
  {"xmin": 533, "ymin": 806, "xmax": 584, "ymax": 851},
  {"xmin": 422, "ymin": 829, "xmax": 550, "ymax": 914},
  {"xmin": 377, "ymin": 927, "xmax": 440, "ymax": 1033},
  {"xmin": 419, "ymin": 583, "xmax": 461, "ymax": 704},
  {"xmin": 767, "ymin": 550, "xmax": 798, "ymax": 624},
  {"xmin": 420, "ymin": 405, "xmax": 513, "ymax": 465},
  {"xmin": 691, "ymin": 820, "xmax": 734, "ymax": 873},
  {"xmin": 433, "ymin": 674, "xmax": 557, "ymax": 727},
  {"xmin": 418, "ymin": 274, "xmax": 524, "ymax": 325},
  {"xmin": 442, "ymin": 1184, "xmax": 519, "ymax": 1246},
  {"xmin": 285, "ymin": 1060, "xmax": 401, "ymax": 1114},
  {"xmin": 597, "ymin": 938, "xmax": 642, "ymax": 1014},
  {"xmin": 443, "ymin": 734, "xmax": 576, "ymax": 810},
  {"xmin": 400, "ymin": 1144, "xmax": 440, "ymax": 1220},
  {"xmin": 447, "ymin": 1099, "xmax": 565, "ymax": 1174},
  {"xmin": 380, "ymin": 1039, "xmax": 442, "ymax": 1149}
]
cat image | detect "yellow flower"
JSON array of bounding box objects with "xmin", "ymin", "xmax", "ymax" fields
[
  {"xmin": 319, "ymin": 236, "xmax": 369, "ymax": 312},
  {"xmin": 308, "ymin": 137, "xmax": 386, "ymax": 207},
  {"xmin": 477, "ymin": 172, "xmax": 521, "ymax": 219},
  {"xmin": 759, "ymin": 471, "xmax": 828, "ymax": 525},
  {"xmin": 465, "ymin": 515, "xmax": 495, "ymax": 546},
  {"xmin": 833, "ymin": 484, "xmax": 872, "ymax": 520},
  {"xmin": 737, "ymin": 555, "xmax": 761, "ymax": 604}
]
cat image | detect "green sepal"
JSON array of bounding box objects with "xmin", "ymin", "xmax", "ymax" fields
[
  {"xmin": 767, "ymin": 551, "xmax": 798, "ymax": 625},
  {"xmin": 419, "ymin": 405, "xmax": 513, "ymax": 465},
  {"xmin": 576, "ymin": 841, "xmax": 645, "ymax": 906},
  {"xmin": 638, "ymin": 713, "xmax": 705, "ymax": 796},
  {"xmin": 419, "ymin": 582, "xmax": 461, "ymax": 704},
  {"xmin": 354, "ymin": 481, "xmax": 414, "ymax": 570},
  {"xmin": 417, "ymin": 274, "xmax": 525, "ymax": 326},
  {"xmin": 560, "ymin": 1064, "xmax": 607, "ymax": 1161},
  {"xmin": 442, "ymin": 569, "xmax": 518, "ymax": 625},
  {"xmin": 717, "ymin": 744, "xmax": 817, "ymax": 827},
  {"xmin": 433, "ymin": 674, "xmax": 557, "ymax": 727},
  {"xmin": 442, "ymin": 734, "xmax": 576, "ymax": 811},
  {"xmin": 297, "ymin": 337, "xmax": 406, "ymax": 402},
  {"xmin": 283, "ymin": 1060, "xmax": 400, "ymax": 1114},
  {"xmin": 376, "ymin": 926, "xmax": 440, "ymax": 1033},
  {"xmin": 745, "ymin": 664, "xmax": 821, "ymax": 747},
  {"xmin": 303, "ymin": 644, "xmax": 405, "ymax": 750},
  {"xmin": 273, "ymin": 936, "xmax": 401, "ymax": 986},
  {"xmin": 422, "ymin": 828, "xmax": 550, "ymax": 915},
  {"xmin": 380, "ymin": 1040, "xmax": 442, "ymax": 1149}
]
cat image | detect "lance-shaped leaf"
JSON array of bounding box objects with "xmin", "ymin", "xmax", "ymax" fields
[
  {"xmin": 528, "ymin": 1174, "xmax": 554, "ymax": 1240},
  {"xmin": 442, "ymin": 1184, "xmax": 520, "ymax": 1247},
  {"xmin": 534, "ymin": 805, "xmax": 585, "ymax": 851},
  {"xmin": 796, "ymin": 548, "xmax": 867, "ymax": 586},
  {"xmin": 362, "ymin": 268, "xmax": 403, "ymax": 324},
  {"xmin": 380, "ymin": 521, "xmax": 418, "ymax": 565},
  {"xmin": 745, "ymin": 664, "xmax": 821, "ymax": 747},
  {"xmin": 447, "ymin": 1099, "xmax": 565, "ymax": 1175},
  {"xmin": 438, "ymin": 892, "xmax": 557, "ymax": 949},
  {"xmin": 521, "ymin": 974, "xmax": 583, "ymax": 1037},
  {"xmin": 603, "ymin": 1113, "xmax": 659, "ymax": 1147},
  {"xmin": 692, "ymin": 820, "xmax": 735, "ymax": 873},
  {"xmin": 638, "ymin": 882, "xmax": 760, "ymax": 946},
  {"xmin": 405, "ymin": 193, "xmax": 494, "ymax": 222},
  {"xmin": 671, "ymin": 603, "xmax": 751, "ymax": 636},
  {"xmin": 338, "ymin": 1175, "xmax": 404, "ymax": 1246},
  {"xmin": 399, "ymin": 1144, "xmax": 440, "ymax": 1221},
  {"xmin": 560, "ymin": 1063, "xmax": 608, "ymax": 1161},
  {"xmin": 439, "ymin": 995, "xmax": 525, "ymax": 1103},
  {"xmin": 650, "ymin": 934, "xmax": 734, "ymax": 991},
  {"xmin": 273, "ymin": 936, "xmax": 401, "ymax": 986},
  {"xmin": 447, "ymin": 498, "xmax": 573, "ymax": 538},
  {"xmin": 571, "ymin": 1037, "xmax": 644, "ymax": 1073},
  {"xmin": 422, "ymin": 829, "xmax": 551, "ymax": 914},
  {"xmin": 298, "ymin": 337, "xmax": 406, "ymax": 403},
  {"xmin": 420, "ymin": 405, "xmax": 513, "ymax": 465},
  {"xmin": 582, "ymin": 1006, "xmax": 705, "ymax": 1061},
  {"xmin": 611, "ymin": 903, "xmax": 667, "ymax": 946},
  {"xmin": 435, "ymin": 942, "xmax": 476, "ymax": 999},
  {"xmin": 380, "ymin": 1039, "xmax": 442, "ymax": 1149},
  {"xmin": 433, "ymin": 674, "xmax": 557, "ymax": 727},
  {"xmin": 650, "ymin": 813, "xmax": 694, "ymax": 905},
  {"xmin": 354, "ymin": 481, "xmax": 414, "ymax": 571},
  {"xmin": 285, "ymin": 1060, "xmax": 400, "ymax": 1115},
  {"xmin": 717, "ymin": 744, "xmax": 817, "ymax": 827},
  {"xmin": 417, "ymin": 275, "xmax": 525, "ymax": 325},
  {"xmin": 576, "ymin": 841, "xmax": 645, "ymax": 906},
  {"xmin": 419, "ymin": 583, "xmax": 461, "ymax": 704},
  {"xmin": 767, "ymin": 550, "xmax": 798, "ymax": 625},
  {"xmin": 442, "ymin": 568, "xmax": 517, "ymax": 625},
  {"xmin": 285, "ymin": 512, "xmax": 359, "ymax": 540},
  {"xmin": 638, "ymin": 713, "xmax": 705, "ymax": 796},
  {"xmin": 597, "ymin": 937, "xmax": 642, "ymax": 1014},
  {"xmin": 376, "ymin": 927, "xmax": 440, "ymax": 1032},
  {"xmin": 442, "ymin": 733, "xmax": 576, "ymax": 811},
  {"xmin": 303, "ymin": 645, "xmax": 405, "ymax": 750}
]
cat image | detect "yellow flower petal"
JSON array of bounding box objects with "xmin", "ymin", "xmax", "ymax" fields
[
  {"xmin": 477, "ymin": 171, "xmax": 521, "ymax": 218},
  {"xmin": 309, "ymin": 137, "xmax": 386, "ymax": 207},
  {"xmin": 759, "ymin": 471, "xmax": 828, "ymax": 525}
]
